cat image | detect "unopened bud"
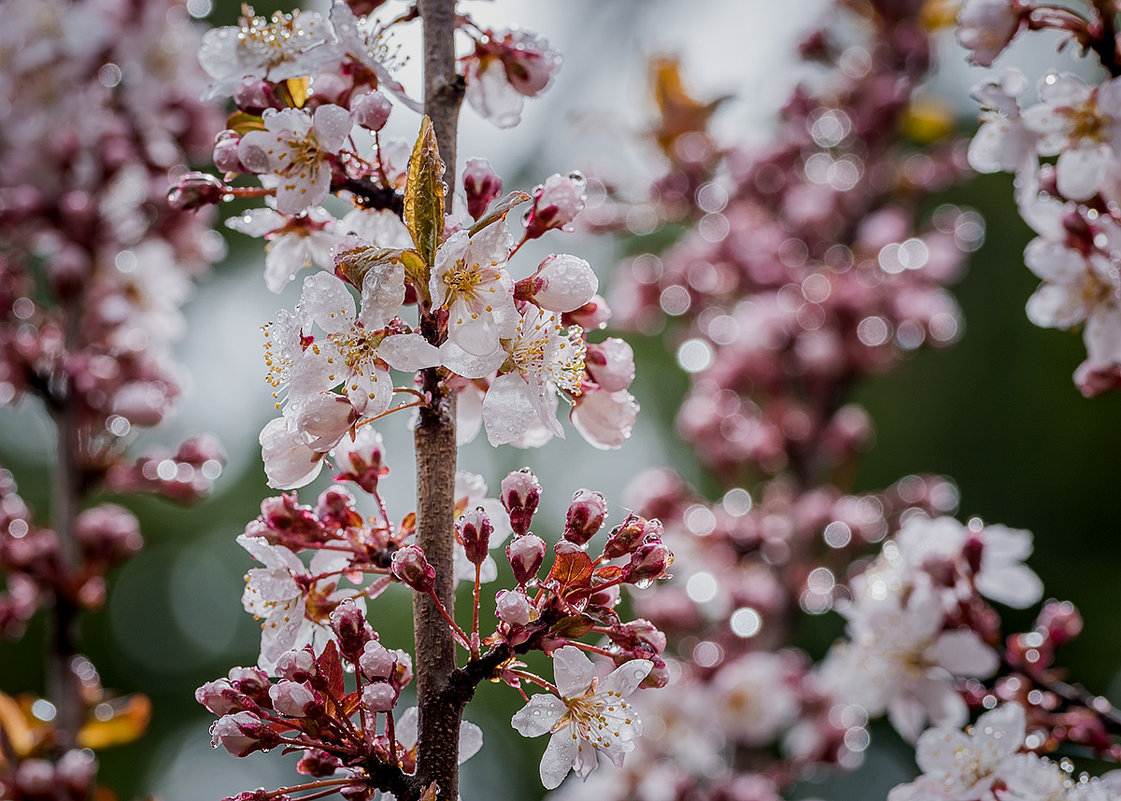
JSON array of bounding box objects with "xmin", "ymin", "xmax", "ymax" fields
[
  {"xmin": 516, "ymin": 253, "xmax": 598, "ymax": 313},
  {"xmin": 233, "ymin": 77, "xmax": 278, "ymax": 113},
  {"xmin": 195, "ymin": 679, "xmax": 245, "ymax": 716},
  {"xmin": 210, "ymin": 711, "xmax": 280, "ymax": 757},
  {"xmin": 1036, "ymin": 600, "xmax": 1083, "ymax": 647},
  {"xmin": 228, "ymin": 666, "xmax": 272, "ymax": 705},
  {"xmin": 168, "ymin": 171, "xmax": 225, "ymax": 210},
  {"xmin": 506, "ymin": 533, "xmax": 546, "ymax": 585},
  {"xmin": 463, "ymin": 158, "xmax": 503, "ymax": 220},
  {"xmin": 563, "ymin": 489, "xmax": 607, "ymax": 547},
  {"xmin": 274, "ymin": 648, "xmax": 317, "ymax": 684},
  {"xmin": 523, "ymin": 172, "xmax": 586, "ymax": 239},
  {"xmin": 458, "ymin": 508, "xmax": 493, "ymax": 566},
  {"xmin": 391, "ymin": 545, "xmax": 435, "ymax": 593},
  {"xmin": 361, "ymin": 682, "xmax": 398, "ymax": 713},
  {"xmin": 76, "ymin": 503, "xmax": 142, "ymax": 563},
  {"xmin": 329, "ymin": 602, "xmax": 372, "ymax": 661},
  {"xmin": 623, "ymin": 542, "xmax": 673, "ymax": 584},
  {"xmin": 500, "ymin": 468, "xmax": 541, "ymax": 535},
  {"xmin": 358, "ymin": 640, "xmax": 396, "ymax": 681},
  {"xmin": 495, "ymin": 589, "xmax": 534, "ymax": 626},
  {"xmin": 269, "ymin": 680, "xmax": 320, "ymax": 718},
  {"xmin": 351, "ymin": 90, "xmax": 392, "ymax": 131},
  {"xmin": 213, "ymin": 130, "xmax": 243, "ymax": 173},
  {"xmin": 297, "ymin": 750, "xmax": 340, "ymax": 778},
  {"xmin": 604, "ymin": 516, "xmax": 663, "ymax": 559},
  {"xmin": 332, "ymin": 426, "xmax": 388, "ymax": 493}
]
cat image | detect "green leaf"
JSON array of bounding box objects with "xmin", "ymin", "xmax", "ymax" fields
[
  {"xmin": 467, "ymin": 190, "xmax": 532, "ymax": 236},
  {"xmin": 404, "ymin": 116, "xmax": 446, "ymax": 271}
]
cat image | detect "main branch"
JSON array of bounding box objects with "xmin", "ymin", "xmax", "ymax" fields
[{"xmin": 412, "ymin": 1, "xmax": 465, "ymax": 798}]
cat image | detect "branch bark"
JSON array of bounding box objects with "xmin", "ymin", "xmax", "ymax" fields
[{"xmin": 411, "ymin": 1, "xmax": 465, "ymax": 798}]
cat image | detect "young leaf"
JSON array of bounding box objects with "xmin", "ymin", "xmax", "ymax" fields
[
  {"xmin": 467, "ymin": 190, "xmax": 531, "ymax": 236},
  {"xmin": 404, "ymin": 116, "xmax": 446, "ymax": 270},
  {"xmin": 544, "ymin": 548, "xmax": 593, "ymax": 599}
]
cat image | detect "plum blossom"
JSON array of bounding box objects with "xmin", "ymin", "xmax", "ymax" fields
[
  {"xmin": 227, "ymin": 206, "xmax": 342, "ymax": 292},
  {"xmin": 238, "ymin": 105, "xmax": 354, "ymax": 215},
  {"xmin": 483, "ymin": 307, "xmax": 587, "ymax": 445},
  {"xmin": 968, "ymin": 70, "xmax": 1036, "ymax": 176},
  {"xmin": 430, "ymin": 221, "xmax": 518, "ymax": 356},
  {"xmin": 511, "ymin": 646, "xmax": 652, "ymax": 789},
  {"xmin": 464, "ymin": 29, "xmax": 561, "ymax": 128},
  {"xmin": 1021, "ymin": 74, "xmax": 1121, "ymax": 201},
  {"xmin": 956, "ymin": 0, "xmax": 1025, "ymax": 68},
  {"xmin": 237, "ymin": 532, "xmax": 364, "ymax": 673},
  {"xmin": 452, "ymin": 472, "xmax": 513, "ymax": 583},
  {"xmin": 198, "ymin": 8, "xmax": 333, "ymax": 99},
  {"xmin": 890, "ymin": 703, "xmax": 1025, "ymax": 801},
  {"xmin": 517, "ymin": 253, "xmax": 599, "ymax": 313},
  {"xmin": 570, "ymin": 387, "xmax": 638, "ymax": 450}
]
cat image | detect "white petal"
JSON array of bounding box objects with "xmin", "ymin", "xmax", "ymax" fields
[
  {"xmin": 458, "ymin": 720, "xmax": 483, "ymax": 764},
  {"xmin": 1057, "ymin": 145, "xmax": 1108, "ymax": 201},
  {"xmin": 598, "ymin": 659, "xmax": 653, "ymax": 698},
  {"xmin": 379, "ymin": 334, "xmax": 441, "ymax": 372},
  {"xmin": 396, "ymin": 707, "xmax": 418, "ymax": 749},
  {"xmin": 312, "ymin": 104, "xmax": 354, "ymax": 153},
  {"xmin": 570, "ymin": 389, "xmax": 638, "ymax": 450},
  {"xmin": 552, "ymin": 645, "xmax": 595, "ymax": 698},
  {"xmin": 483, "ymin": 373, "xmax": 540, "ymax": 445},
  {"xmin": 302, "ymin": 272, "xmax": 356, "ymax": 335},
  {"xmin": 440, "ymin": 341, "xmax": 505, "ymax": 379},
  {"xmin": 511, "ymin": 693, "xmax": 567, "ymax": 738},
  {"xmin": 359, "ymin": 259, "xmax": 405, "ymax": 330},
  {"xmin": 539, "ymin": 728, "xmax": 578, "ymax": 790},
  {"xmin": 932, "ymin": 630, "xmax": 999, "ymax": 677},
  {"xmin": 265, "ymin": 235, "xmax": 311, "ymax": 293},
  {"xmin": 259, "ymin": 416, "xmax": 324, "ymax": 489}
]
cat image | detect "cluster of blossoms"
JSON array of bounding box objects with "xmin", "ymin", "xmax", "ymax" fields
[
  {"xmin": 174, "ymin": 2, "xmax": 637, "ymax": 489},
  {"xmin": 183, "ymin": 2, "xmax": 665, "ymax": 799},
  {"xmin": 0, "ymin": 0, "xmax": 226, "ymax": 798},
  {"xmin": 958, "ymin": 0, "xmax": 1121, "ymax": 395},
  {"xmin": 199, "ymin": 456, "xmax": 672, "ymax": 796},
  {"xmin": 568, "ymin": 0, "xmax": 1121, "ymax": 799}
]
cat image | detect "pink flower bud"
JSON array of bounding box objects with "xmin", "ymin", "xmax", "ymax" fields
[
  {"xmin": 359, "ymin": 640, "xmax": 396, "ymax": 680},
  {"xmin": 210, "ymin": 711, "xmax": 280, "ymax": 757},
  {"xmin": 228, "ymin": 666, "xmax": 272, "ymax": 705},
  {"xmin": 957, "ymin": 0, "xmax": 1024, "ymax": 67},
  {"xmin": 500, "ymin": 468, "xmax": 540, "ymax": 536},
  {"xmin": 506, "ymin": 533, "xmax": 546, "ymax": 585},
  {"xmin": 458, "ymin": 507, "xmax": 493, "ymax": 566},
  {"xmin": 168, "ymin": 171, "xmax": 225, "ymax": 210},
  {"xmin": 523, "ymin": 172, "xmax": 586, "ymax": 239},
  {"xmin": 329, "ymin": 602, "xmax": 372, "ymax": 661},
  {"xmin": 351, "ymin": 90, "xmax": 392, "ymax": 132},
  {"xmin": 76, "ymin": 503, "xmax": 142, "ymax": 564},
  {"xmin": 1036, "ymin": 600, "xmax": 1082, "ymax": 647},
  {"xmin": 269, "ymin": 680, "xmax": 320, "ymax": 718},
  {"xmin": 297, "ymin": 750, "xmax": 341, "ymax": 778},
  {"xmin": 233, "ymin": 77, "xmax": 278, "ymax": 113},
  {"xmin": 495, "ymin": 589, "xmax": 534, "ymax": 626},
  {"xmin": 333, "ymin": 426, "xmax": 388, "ymax": 494},
  {"xmin": 196, "ymin": 679, "xmax": 246, "ymax": 716},
  {"xmin": 495, "ymin": 30, "xmax": 561, "ymax": 97},
  {"xmin": 213, "ymin": 130, "xmax": 243, "ymax": 173},
  {"xmin": 362, "ymin": 682, "xmax": 398, "ymax": 712},
  {"xmin": 516, "ymin": 253, "xmax": 598, "ymax": 313},
  {"xmin": 562, "ymin": 294, "xmax": 611, "ymax": 330},
  {"xmin": 391, "ymin": 545, "xmax": 435, "ymax": 593},
  {"xmin": 56, "ymin": 749, "xmax": 96, "ymax": 794},
  {"xmin": 623, "ymin": 542, "xmax": 673, "ymax": 585},
  {"xmin": 274, "ymin": 648, "xmax": 317, "ymax": 683},
  {"xmin": 604, "ymin": 517, "xmax": 664, "ymax": 560},
  {"xmin": 463, "ymin": 158, "xmax": 503, "ymax": 220},
  {"xmin": 584, "ymin": 338, "xmax": 635, "ymax": 392},
  {"xmin": 571, "ymin": 388, "xmax": 638, "ymax": 450},
  {"xmin": 564, "ymin": 489, "xmax": 607, "ymax": 547}
]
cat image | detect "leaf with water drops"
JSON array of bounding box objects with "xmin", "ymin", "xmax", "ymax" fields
[{"xmin": 404, "ymin": 116, "xmax": 446, "ymax": 271}]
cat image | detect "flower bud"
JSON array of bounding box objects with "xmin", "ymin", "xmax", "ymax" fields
[
  {"xmin": 1036, "ymin": 600, "xmax": 1083, "ymax": 647},
  {"xmin": 463, "ymin": 157, "xmax": 503, "ymax": 220},
  {"xmin": 458, "ymin": 508, "xmax": 493, "ymax": 566},
  {"xmin": 604, "ymin": 516, "xmax": 663, "ymax": 559},
  {"xmin": 210, "ymin": 711, "xmax": 280, "ymax": 757},
  {"xmin": 228, "ymin": 666, "xmax": 272, "ymax": 705},
  {"xmin": 584, "ymin": 338, "xmax": 635, "ymax": 392},
  {"xmin": 358, "ymin": 640, "xmax": 396, "ymax": 680},
  {"xmin": 195, "ymin": 679, "xmax": 246, "ymax": 716},
  {"xmin": 495, "ymin": 589, "xmax": 535, "ymax": 626},
  {"xmin": 562, "ymin": 294, "xmax": 611, "ymax": 330},
  {"xmin": 623, "ymin": 542, "xmax": 673, "ymax": 585},
  {"xmin": 563, "ymin": 489, "xmax": 607, "ymax": 547},
  {"xmin": 332, "ymin": 426, "xmax": 388, "ymax": 494},
  {"xmin": 495, "ymin": 29, "xmax": 561, "ymax": 97},
  {"xmin": 274, "ymin": 648, "xmax": 317, "ymax": 683},
  {"xmin": 297, "ymin": 750, "xmax": 341, "ymax": 778},
  {"xmin": 391, "ymin": 649, "xmax": 413, "ymax": 688},
  {"xmin": 56, "ymin": 749, "xmax": 96, "ymax": 795},
  {"xmin": 168, "ymin": 171, "xmax": 225, "ymax": 210},
  {"xmin": 213, "ymin": 130, "xmax": 243, "ymax": 174},
  {"xmin": 523, "ymin": 172, "xmax": 586, "ymax": 239},
  {"xmin": 500, "ymin": 468, "xmax": 540, "ymax": 536},
  {"xmin": 351, "ymin": 90, "xmax": 392, "ymax": 131},
  {"xmin": 391, "ymin": 545, "xmax": 435, "ymax": 593},
  {"xmin": 515, "ymin": 253, "xmax": 598, "ymax": 313},
  {"xmin": 76, "ymin": 503, "xmax": 142, "ymax": 564},
  {"xmin": 362, "ymin": 682, "xmax": 398, "ymax": 713},
  {"xmin": 269, "ymin": 680, "xmax": 320, "ymax": 718},
  {"xmin": 233, "ymin": 77, "xmax": 278, "ymax": 113},
  {"xmin": 329, "ymin": 602, "xmax": 372, "ymax": 661},
  {"xmin": 506, "ymin": 534, "xmax": 546, "ymax": 585}
]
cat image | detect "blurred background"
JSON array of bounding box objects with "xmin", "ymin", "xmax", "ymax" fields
[{"xmin": 3, "ymin": 1, "xmax": 1121, "ymax": 799}]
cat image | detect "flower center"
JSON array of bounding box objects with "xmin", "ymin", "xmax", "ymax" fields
[{"xmin": 239, "ymin": 11, "xmax": 318, "ymax": 69}]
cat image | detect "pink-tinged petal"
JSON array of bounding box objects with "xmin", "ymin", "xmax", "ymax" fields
[
  {"xmin": 552, "ymin": 645, "xmax": 595, "ymax": 698},
  {"xmin": 455, "ymin": 381, "xmax": 485, "ymax": 445},
  {"xmin": 1024, "ymin": 239, "xmax": 1085, "ymax": 283},
  {"xmin": 380, "ymin": 333, "xmax": 441, "ymax": 371},
  {"xmin": 915, "ymin": 675, "xmax": 968, "ymax": 730},
  {"xmin": 599, "ymin": 659, "xmax": 653, "ymax": 697},
  {"xmin": 888, "ymin": 695, "xmax": 928, "ymax": 743},
  {"xmin": 259, "ymin": 416, "xmax": 324, "ymax": 489},
  {"xmin": 976, "ymin": 564, "xmax": 1043, "ymax": 608},
  {"xmin": 539, "ymin": 727, "xmax": 578, "ymax": 789},
  {"xmin": 915, "ymin": 727, "xmax": 973, "ymax": 775},
  {"xmin": 572, "ymin": 736, "xmax": 599, "ymax": 779},
  {"xmin": 511, "ymin": 693, "xmax": 567, "ymax": 738},
  {"xmin": 1037, "ymin": 72, "xmax": 1092, "ymax": 108},
  {"xmin": 302, "ymin": 272, "xmax": 356, "ymax": 335},
  {"xmin": 292, "ymin": 392, "xmax": 354, "ymax": 451},
  {"xmin": 975, "ymin": 703, "xmax": 1026, "ymax": 753},
  {"xmin": 264, "ymin": 234, "xmax": 311, "ymax": 292},
  {"xmin": 441, "ymin": 341, "xmax": 505, "ymax": 379},
  {"xmin": 312, "ymin": 104, "xmax": 353, "ymax": 152},
  {"xmin": 466, "ymin": 57, "xmax": 525, "ymax": 129},
  {"xmin": 1026, "ymin": 283, "xmax": 1085, "ymax": 329},
  {"xmin": 571, "ymin": 389, "xmax": 638, "ymax": 450},
  {"xmin": 236, "ymin": 533, "xmax": 303, "ymax": 572},
  {"xmin": 468, "ymin": 219, "xmax": 514, "ymax": 263},
  {"xmin": 307, "ymin": 229, "xmax": 342, "ymax": 270},
  {"xmin": 346, "ymin": 363, "xmax": 393, "ymax": 416},
  {"xmin": 1057, "ymin": 145, "xmax": 1108, "ymax": 201},
  {"xmin": 237, "ymin": 130, "xmax": 277, "ymax": 174},
  {"xmin": 1085, "ymin": 306, "xmax": 1121, "ymax": 365},
  {"xmin": 340, "ymin": 208, "xmax": 412, "ymax": 248},
  {"xmin": 932, "ymin": 630, "xmax": 999, "ymax": 677}
]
